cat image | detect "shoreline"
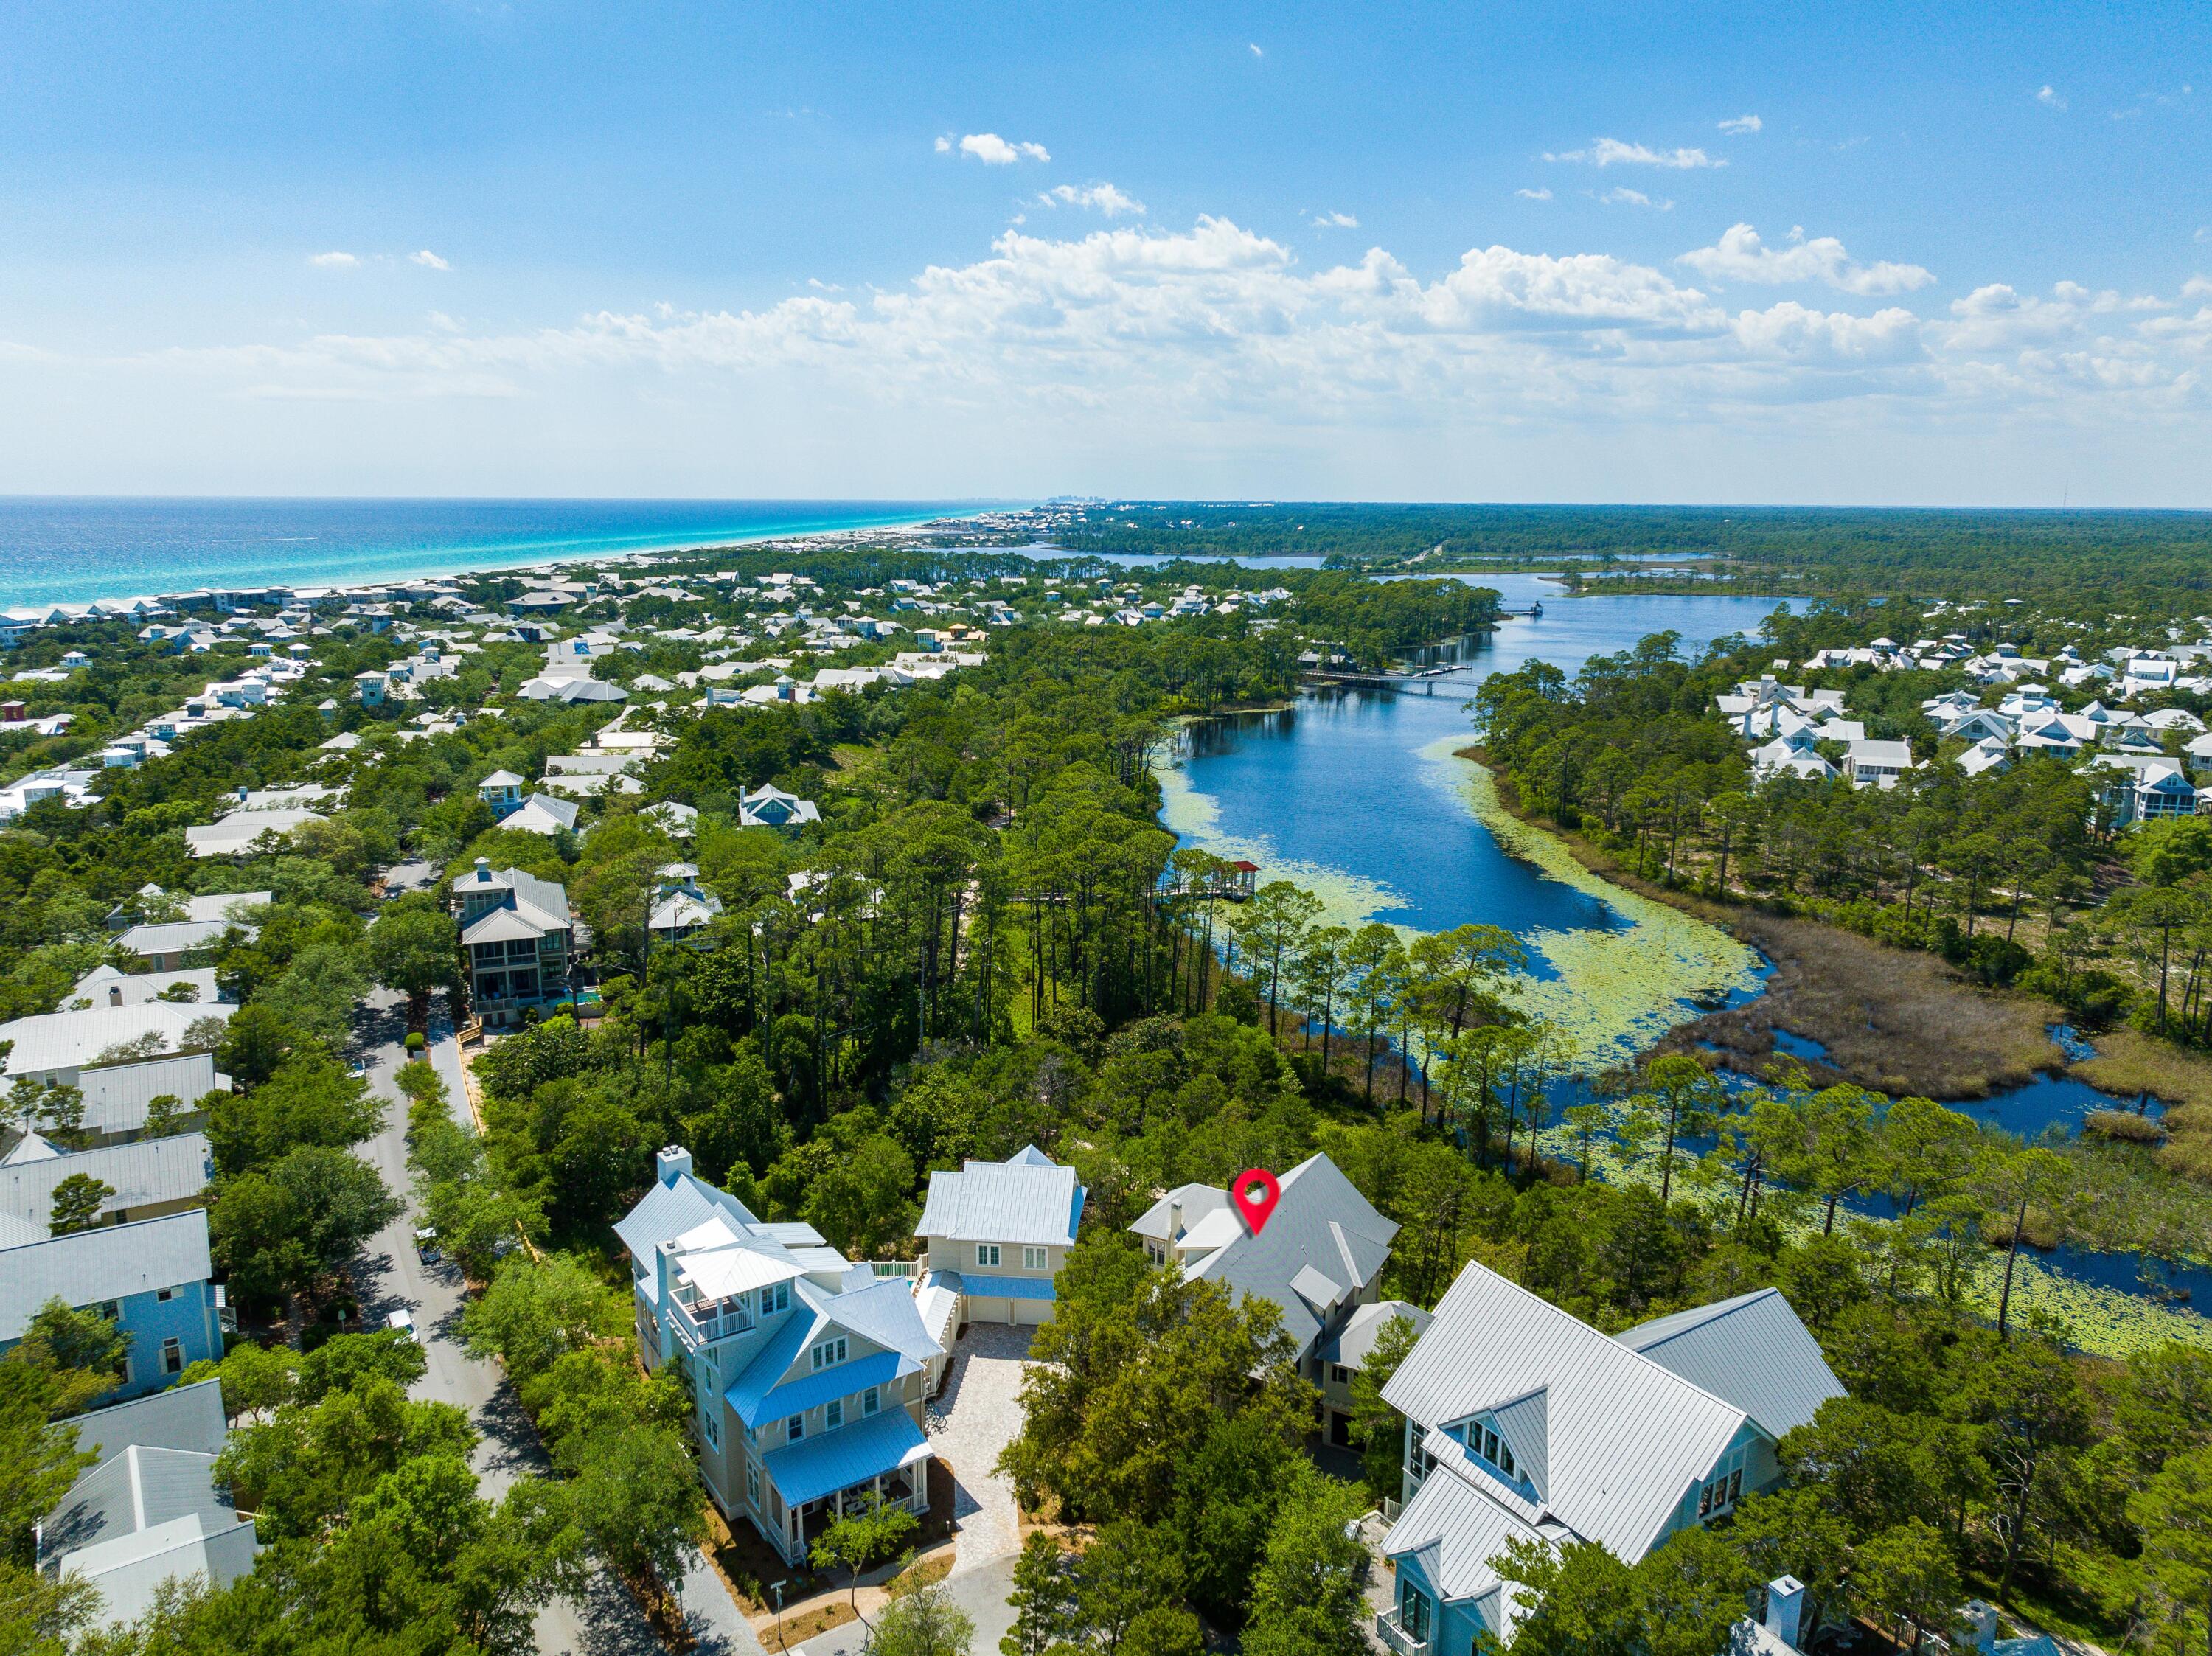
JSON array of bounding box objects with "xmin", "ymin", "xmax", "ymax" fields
[
  {"xmin": 0, "ymin": 502, "xmax": 992, "ymax": 610},
  {"xmin": 1458, "ymin": 742, "xmax": 2075, "ymax": 1099}
]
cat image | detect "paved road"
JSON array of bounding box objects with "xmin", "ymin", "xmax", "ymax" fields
[
  {"xmin": 352, "ymin": 988, "xmax": 686, "ymax": 1655},
  {"xmin": 792, "ymin": 1555, "xmax": 1018, "ymax": 1656}
]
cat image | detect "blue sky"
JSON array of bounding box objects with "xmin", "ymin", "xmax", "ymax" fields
[{"xmin": 2, "ymin": 2, "xmax": 2208, "ymax": 504}]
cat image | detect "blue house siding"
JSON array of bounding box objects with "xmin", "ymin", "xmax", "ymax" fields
[
  {"xmin": 0, "ymin": 1209, "xmax": 223, "ymax": 1404},
  {"xmin": 109, "ymin": 1282, "xmax": 224, "ymax": 1400},
  {"xmin": 1389, "ymin": 1554, "xmax": 1495, "ymax": 1656}
]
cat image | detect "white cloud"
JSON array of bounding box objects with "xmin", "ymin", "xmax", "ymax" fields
[
  {"xmin": 1546, "ymin": 138, "xmax": 1723, "ymax": 170},
  {"xmin": 1515, "ymin": 187, "xmax": 1553, "ymax": 201},
  {"xmin": 308, "ymin": 251, "xmax": 359, "ymax": 269},
  {"xmin": 410, "ymin": 250, "xmax": 450, "ymax": 271},
  {"xmin": 1601, "ymin": 187, "xmax": 1673, "ymax": 209},
  {"xmin": 1718, "ymin": 114, "xmax": 1763, "ymax": 135},
  {"xmin": 1679, "ymin": 223, "xmax": 1935, "ymax": 296},
  {"xmin": 1248, "ymin": 42, "xmax": 1263, "ymax": 57},
  {"xmin": 2037, "ymin": 85, "xmax": 2067, "ymax": 109},
  {"xmin": 934, "ymin": 136, "xmax": 951, "ymax": 153},
  {"xmin": 956, "ymin": 133, "xmax": 1049, "ymax": 165},
  {"xmin": 1043, "ymin": 183, "xmax": 1147, "ymax": 218},
  {"xmin": 35, "ymin": 213, "xmax": 2212, "ymax": 503},
  {"xmin": 1311, "ymin": 210, "xmax": 1359, "ymax": 228}
]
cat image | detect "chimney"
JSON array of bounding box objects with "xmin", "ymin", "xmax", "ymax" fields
[
  {"xmin": 655, "ymin": 1145, "xmax": 694, "ymax": 1187},
  {"xmin": 474, "ymin": 857, "xmax": 491, "ymax": 881},
  {"xmin": 1764, "ymin": 1577, "xmax": 1804, "ymax": 1651},
  {"xmin": 235, "ymin": 784, "xmax": 248, "ymax": 801},
  {"xmin": 656, "ymin": 1238, "xmax": 679, "ymax": 1324},
  {"xmin": 1964, "ymin": 1601, "xmax": 1997, "ymax": 1655},
  {"xmin": 108, "ymin": 984, "xmax": 122, "ymax": 1007},
  {"xmin": 1168, "ymin": 1197, "xmax": 1183, "ymax": 1247}
]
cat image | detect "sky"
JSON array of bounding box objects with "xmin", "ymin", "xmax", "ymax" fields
[{"xmin": 1, "ymin": 1, "xmax": 2208, "ymax": 506}]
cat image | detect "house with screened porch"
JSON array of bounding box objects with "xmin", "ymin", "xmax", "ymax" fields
[
  {"xmin": 616, "ymin": 1147, "xmax": 943, "ymax": 1565},
  {"xmin": 1375, "ymin": 1263, "xmax": 1843, "ymax": 1656}
]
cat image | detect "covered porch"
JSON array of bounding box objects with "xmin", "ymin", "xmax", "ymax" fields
[{"xmin": 761, "ymin": 1408, "xmax": 933, "ymax": 1565}]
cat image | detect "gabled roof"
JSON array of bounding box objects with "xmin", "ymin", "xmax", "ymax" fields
[
  {"xmin": 1174, "ymin": 1154, "xmax": 1397, "ymax": 1362},
  {"xmin": 914, "ymin": 1148, "xmax": 1082, "ymax": 1248},
  {"xmin": 723, "ymin": 1275, "xmax": 937, "ymax": 1428},
  {"xmin": 0, "ymin": 1132, "xmax": 211, "ymax": 1231},
  {"xmin": 1613, "ymin": 1288, "xmax": 1845, "ymax": 1440},
  {"xmin": 0, "ymin": 1209, "xmax": 212, "ymax": 1341},
  {"xmin": 1381, "ymin": 1262, "xmax": 1752, "ymax": 1564},
  {"xmin": 62, "ymin": 1377, "xmax": 227, "ymax": 1467}
]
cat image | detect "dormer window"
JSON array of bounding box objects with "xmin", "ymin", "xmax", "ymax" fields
[{"xmin": 811, "ymin": 1336, "xmax": 847, "ymax": 1371}]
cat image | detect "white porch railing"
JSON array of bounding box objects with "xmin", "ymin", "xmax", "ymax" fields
[{"xmin": 1377, "ymin": 1607, "xmax": 1430, "ymax": 1656}]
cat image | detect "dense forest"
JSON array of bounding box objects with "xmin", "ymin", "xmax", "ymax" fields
[{"xmin": 1004, "ymin": 501, "xmax": 2212, "ymax": 616}]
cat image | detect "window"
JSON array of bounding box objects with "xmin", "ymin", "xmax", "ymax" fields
[
  {"xmin": 827, "ymin": 1399, "xmax": 844, "ymax": 1430},
  {"xmin": 863, "ymin": 1386, "xmax": 880, "ymax": 1416},
  {"xmin": 703, "ymin": 1413, "xmax": 720, "ymax": 1448},
  {"xmin": 812, "ymin": 1337, "xmax": 847, "ymax": 1371},
  {"xmin": 977, "ymin": 1244, "xmax": 1001, "ymax": 1267},
  {"xmin": 747, "ymin": 1464, "xmax": 760, "ymax": 1507},
  {"xmin": 787, "ymin": 1413, "xmax": 805, "ymax": 1442},
  {"xmin": 1331, "ymin": 1365, "xmax": 1352, "ymax": 1387},
  {"xmin": 1399, "ymin": 1581, "xmax": 1433, "ymax": 1645},
  {"xmin": 155, "ymin": 1287, "xmax": 175, "ymax": 1303},
  {"xmin": 99, "ymin": 1301, "xmax": 119, "ymax": 1322},
  {"xmin": 770, "ymin": 1281, "xmax": 790, "ymax": 1313},
  {"xmin": 161, "ymin": 1338, "xmax": 183, "ymax": 1376},
  {"xmin": 1022, "ymin": 1245, "xmax": 1048, "ymax": 1270}
]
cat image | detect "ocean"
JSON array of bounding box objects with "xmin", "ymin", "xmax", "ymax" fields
[{"xmin": 0, "ymin": 498, "xmax": 1007, "ymax": 608}]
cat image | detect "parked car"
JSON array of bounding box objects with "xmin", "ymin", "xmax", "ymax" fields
[
  {"xmin": 414, "ymin": 1227, "xmax": 440, "ymax": 1264},
  {"xmin": 386, "ymin": 1309, "xmax": 419, "ymax": 1343}
]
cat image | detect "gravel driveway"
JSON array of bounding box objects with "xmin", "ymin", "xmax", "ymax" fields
[{"xmin": 924, "ymin": 1321, "xmax": 1035, "ymax": 1576}]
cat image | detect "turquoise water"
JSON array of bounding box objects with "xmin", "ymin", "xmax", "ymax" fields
[{"xmin": 0, "ymin": 498, "xmax": 1006, "ymax": 605}]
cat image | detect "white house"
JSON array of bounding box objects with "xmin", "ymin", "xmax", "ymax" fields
[
  {"xmin": 1377, "ymin": 1267, "xmax": 1843, "ymax": 1656},
  {"xmin": 913, "ymin": 1145, "xmax": 1084, "ymax": 1330},
  {"xmin": 1843, "ymin": 739, "xmax": 1916, "ymax": 790}
]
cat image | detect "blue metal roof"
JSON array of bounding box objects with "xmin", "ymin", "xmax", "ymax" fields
[
  {"xmin": 748, "ymin": 1349, "xmax": 913, "ymax": 1427},
  {"xmin": 761, "ymin": 1408, "xmax": 930, "ymax": 1508},
  {"xmin": 961, "ymin": 1274, "xmax": 1057, "ymax": 1301}
]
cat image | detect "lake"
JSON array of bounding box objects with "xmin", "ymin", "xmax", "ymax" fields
[
  {"xmin": 1158, "ymin": 577, "xmax": 2212, "ymax": 1349},
  {"xmin": 1158, "ymin": 580, "xmax": 1793, "ymax": 1057}
]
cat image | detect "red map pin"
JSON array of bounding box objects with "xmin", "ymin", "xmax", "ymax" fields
[{"xmin": 1231, "ymin": 1168, "xmax": 1281, "ymax": 1236}]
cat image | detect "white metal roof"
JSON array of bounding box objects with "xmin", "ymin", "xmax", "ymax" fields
[
  {"xmin": 1381, "ymin": 1262, "xmax": 1751, "ymax": 1563},
  {"xmin": 1613, "ymin": 1289, "xmax": 1845, "ymax": 1441},
  {"xmin": 915, "ymin": 1149, "xmax": 1082, "ymax": 1248}
]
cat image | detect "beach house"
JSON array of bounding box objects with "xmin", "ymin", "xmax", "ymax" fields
[
  {"xmin": 1376, "ymin": 1265, "xmax": 1843, "ymax": 1655},
  {"xmin": 616, "ymin": 1147, "xmax": 942, "ymax": 1566},
  {"xmin": 913, "ymin": 1146, "xmax": 1084, "ymax": 1331},
  {"xmin": 452, "ymin": 859, "xmax": 575, "ymax": 1026},
  {"xmin": 1130, "ymin": 1152, "xmax": 1397, "ymax": 1382}
]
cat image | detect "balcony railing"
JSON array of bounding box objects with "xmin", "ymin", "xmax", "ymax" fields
[
  {"xmin": 1376, "ymin": 1608, "xmax": 1430, "ymax": 1656},
  {"xmin": 672, "ymin": 1295, "xmax": 754, "ymax": 1346},
  {"xmin": 867, "ymin": 1261, "xmax": 921, "ymax": 1281}
]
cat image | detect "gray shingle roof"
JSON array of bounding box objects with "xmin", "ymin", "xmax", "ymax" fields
[
  {"xmin": 0, "ymin": 1210, "xmax": 212, "ymax": 1342},
  {"xmin": 1613, "ymin": 1289, "xmax": 1846, "ymax": 1441},
  {"xmin": 1171, "ymin": 1154, "xmax": 1397, "ymax": 1363}
]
